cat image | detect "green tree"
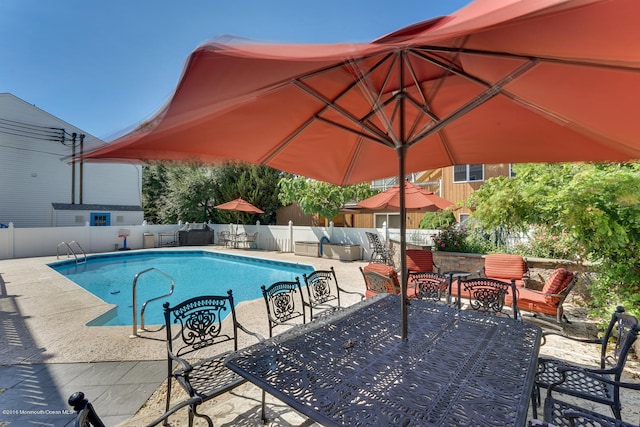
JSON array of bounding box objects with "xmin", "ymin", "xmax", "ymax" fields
[
  {"xmin": 210, "ymin": 163, "xmax": 287, "ymax": 225},
  {"xmin": 141, "ymin": 164, "xmax": 170, "ymax": 223},
  {"xmin": 419, "ymin": 210, "xmax": 456, "ymax": 229},
  {"xmin": 158, "ymin": 165, "xmax": 218, "ymax": 223},
  {"xmin": 142, "ymin": 162, "xmax": 286, "ymax": 225},
  {"xmin": 278, "ymin": 176, "xmax": 377, "ymax": 222}
]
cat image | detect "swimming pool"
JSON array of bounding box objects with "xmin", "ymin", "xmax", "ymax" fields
[{"xmin": 48, "ymin": 250, "xmax": 314, "ymax": 326}]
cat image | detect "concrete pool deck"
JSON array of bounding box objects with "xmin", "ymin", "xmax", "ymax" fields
[
  {"xmin": 1, "ymin": 246, "xmax": 638, "ymax": 426},
  {"xmin": 0, "ymin": 246, "xmax": 370, "ymax": 425}
]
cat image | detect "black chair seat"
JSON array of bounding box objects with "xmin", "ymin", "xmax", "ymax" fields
[
  {"xmin": 174, "ymin": 351, "xmax": 246, "ymax": 399},
  {"xmin": 537, "ymin": 360, "xmax": 614, "ymax": 404}
]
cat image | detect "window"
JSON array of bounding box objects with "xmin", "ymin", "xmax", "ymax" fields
[
  {"xmin": 509, "ymin": 163, "xmax": 516, "ymax": 177},
  {"xmin": 459, "ymin": 213, "xmax": 470, "ymax": 224},
  {"xmin": 374, "ymin": 213, "xmax": 400, "ymax": 228},
  {"xmin": 453, "ymin": 164, "xmax": 484, "ymax": 182},
  {"xmin": 90, "ymin": 213, "xmax": 110, "ymax": 226}
]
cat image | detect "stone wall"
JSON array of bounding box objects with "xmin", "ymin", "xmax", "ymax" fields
[{"xmin": 431, "ymin": 251, "xmax": 592, "ymax": 290}]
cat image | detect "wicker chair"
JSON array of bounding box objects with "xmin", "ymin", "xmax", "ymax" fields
[{"xmin": 532, "ymin": 306, "xmax": 639, "ymax": 420}]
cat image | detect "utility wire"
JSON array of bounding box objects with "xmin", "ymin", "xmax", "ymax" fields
[{"xmin": 0, "ymin": 117, "xmax": 79, "ymax": 145}]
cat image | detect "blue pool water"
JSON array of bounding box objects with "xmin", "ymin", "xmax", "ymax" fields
[{"xmin": 48, "ymin": 250, "xmax": 314, "ymax": 326}]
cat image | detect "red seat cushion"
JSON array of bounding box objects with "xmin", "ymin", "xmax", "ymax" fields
[
  {"xmin": 406, "ymin": 249, "xmax": 434, "ymax": 273},
  {"xmin": 541, "ymin": 268, "xmax": 574, "ymax": 304},
  {"xmin": 507, "ymin": 288, "xmax": 559, "ymax": 316}
]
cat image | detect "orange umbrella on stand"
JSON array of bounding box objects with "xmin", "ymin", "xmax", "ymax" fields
[
  {"xmin": 358, "ymin": 181, "xmax": 453, "ymax": 212},
  {"xmin": 82, "ymin": 0, "xmax": 640, "ymax": 338},
  {"xmin": 214, "ymin": 198, "xmax": 264, "ymax": 233}
]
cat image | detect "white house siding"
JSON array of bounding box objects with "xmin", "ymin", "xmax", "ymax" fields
[{"xmin": 0, "ymin": 93, "xmax": 142, "ymax": 227}]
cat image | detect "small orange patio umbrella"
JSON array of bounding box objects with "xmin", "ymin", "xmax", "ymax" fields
[
  {"xmin": 214, "ymin": 198, "xmax": 264, "ymax": 215},
  {"xmin": 358, "ymin": 181, "xmax": 453, "ymax": 212},
  {"xmin": 214, "ymin": 198, "xmax": 264, "ymax": 233}
]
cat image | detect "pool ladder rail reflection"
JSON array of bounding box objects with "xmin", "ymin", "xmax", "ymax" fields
[
  {"xmin": 130, "ymin": 267, "xmax": 175, "ymax": 338},
  {"xmin": 56, "ymin": 241, "xmax": 87, "ymax": 264}
]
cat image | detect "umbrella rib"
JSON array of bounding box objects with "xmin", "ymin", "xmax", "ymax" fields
[
  {"xmin": 408, "ymin": 58, "xmax": 540, "ymax": 147},
  {"xmin": 408, "ymin": 47, "xmax": 496, "ymax": 91},
  {"xmin": 346, "ymin": 52, "xmax": 403, "ymax": 147},
  {"xmin": 314, "ymin": 115, "xmax": 390, "ymax": 146},
  {"xmin": 259, "ymin": 57, "xmax": 397, "ymax": 164},
  {"xmin": 292, "ymin": 79, "xmax": 393, "ymax": 144}
]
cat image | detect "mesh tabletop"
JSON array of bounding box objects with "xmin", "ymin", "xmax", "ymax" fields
[{"xmin": 226, "ymin": 294, "xmax": 541, "ymax": 426}]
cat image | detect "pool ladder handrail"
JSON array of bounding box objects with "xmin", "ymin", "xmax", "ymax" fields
[
  {"xmin": 56, "ymin": 241, "xmax": 87, "ymax": 264},
  {"xmin": 131, "ymin": 267, "xmax": 174, "ymax": 338}
]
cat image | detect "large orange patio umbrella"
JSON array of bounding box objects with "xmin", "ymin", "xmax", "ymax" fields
[
  {"xmin": 82, "ymin": 0, "xmax": 640, "ymax": 339},
  {"xmin": 358, "ymin": 181, "xmax": 453, "ymax": 212}
]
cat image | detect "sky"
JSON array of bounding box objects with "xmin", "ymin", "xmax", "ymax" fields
[{"xmin": 0, "ymin": 0, "xmax": 472, "ymax": 141}]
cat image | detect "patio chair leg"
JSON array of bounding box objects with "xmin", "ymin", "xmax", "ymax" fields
[
  {"xmin": 261, "ymin": 389, "xmax": 267, "ymax": 423},
  {"xmin": 530, "ymin": 385, "xmax": 540, "ymax": 419}
]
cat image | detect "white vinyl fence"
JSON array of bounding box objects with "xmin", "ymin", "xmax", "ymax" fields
[{"xmin": 0, "ymin": 221, "xmax": 438, "ymax": 261}]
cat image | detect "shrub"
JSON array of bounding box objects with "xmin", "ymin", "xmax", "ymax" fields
[
  {"xmin": 511, "ymin": 225, "xmax": 582, "ymax": 260},
  {"xmin": 420, "ymin": 210, "xmax": 456, "ymax": 229},
  {"xmin": 433, "ymin": 223, "xmax": 468, "ymax": 253}
]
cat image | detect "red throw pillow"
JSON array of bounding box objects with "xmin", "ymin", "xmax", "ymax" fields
[
  {"xmin": 542, "ymin": 268, "xmax": 574, "ymax": 304},
  {"xmin": 485, "ymin": 254, "xmax": 526, "ymax": 279},
  {"xmin": 406, "ymin": 249, "xmax": 434, "ymax": 272}
]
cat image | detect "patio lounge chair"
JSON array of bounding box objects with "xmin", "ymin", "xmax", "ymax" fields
[
  {"xmin": 504, "ymin": 268, "xmax": 577, "ymax": 326},
  {"xmin": 481, "ymin": 253, "xmax": 530, "ymax": 287},
  {"xmin": 532, "ymin": 306, "xmax": 639, "ymax": 420},
  {"xmin": 365, "ymin": 231, "xmax": 395, "ymax": 266}
]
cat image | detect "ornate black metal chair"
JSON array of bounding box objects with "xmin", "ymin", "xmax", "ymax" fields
[
  {"xmin": 409, "ymin": 271, "xmax": 450, "ymax": 302},
  {"xmin": 365, "ymin": 231, "xmax": 395, "ymax": 266},
  {"xmin": 160, "ymin": 291, "xmax": 265, "ymax": 427},
  {"xmin": 359, "ymin": 265, "xmax": 401, "ymax": 298},
  {"xmin": 533, "ymin": 306, "xmax": 639, "ymax": 420},
  {"xmin": 261, "ymin": 278, "xmax": 306, "ymax": 337},
  {"xmin": 302, "ymin": 267, "xmax": 364, "ymax": 320},
  {"xmin": 456, "ymin": 277, "xmax": 519, "ymax": 320},
  {"xmin": 544, "ymin": 369, "xmax": 640, "ymax": 427},
  {"xmin": 68, "ymin": 392, "xmax": 106, "ymax": 427}
]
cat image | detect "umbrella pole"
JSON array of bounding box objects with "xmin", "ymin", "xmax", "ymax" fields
[{"xmin": 398, "ymin": 146, "xmax": 408, "ymax": 340}]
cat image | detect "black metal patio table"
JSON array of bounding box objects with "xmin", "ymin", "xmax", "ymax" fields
[{"xmin": 225, "ymin": 294, "xmax": 541, "ymax": 426}]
